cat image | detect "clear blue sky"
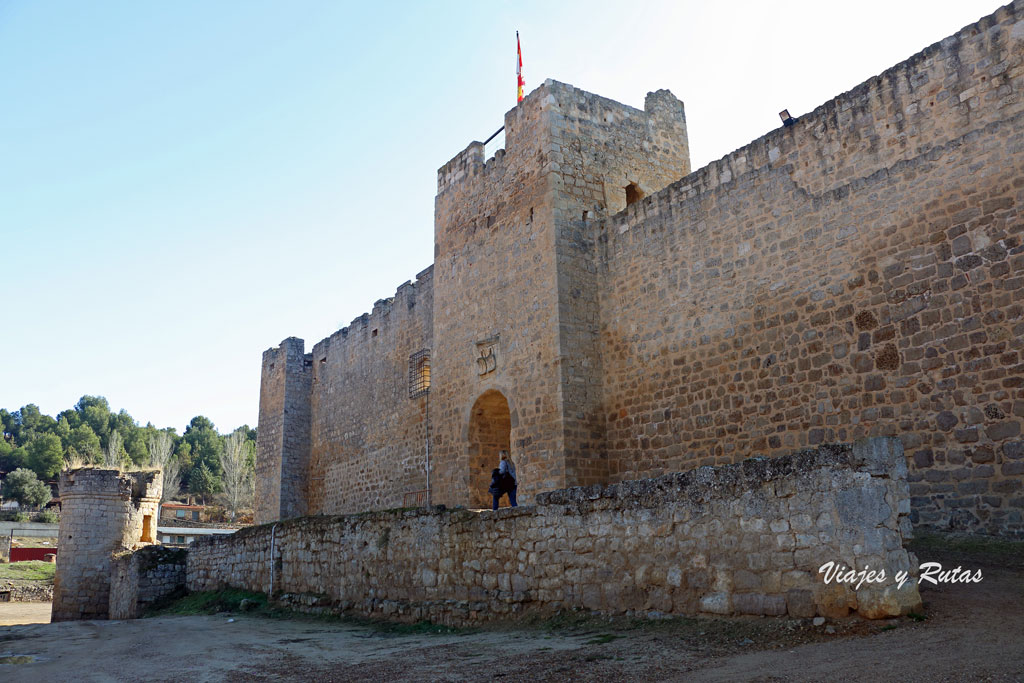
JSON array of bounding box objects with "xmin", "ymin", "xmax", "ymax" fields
[{"xmin": 0, "ymin": 0, "xmax": 998, "ymax": 434}]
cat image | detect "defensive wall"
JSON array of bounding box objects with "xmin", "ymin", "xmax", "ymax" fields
[
  {"xmin": 109, "ymin": 545, "xmax": 187, "ymax": 619},
  {"xmin": 188, "ymin": 438, "xmax": 920, "ymax": 624},
  {"xmin": 597, "ymin": 1, "xmax": 1024, "ymax": 536},
  {"xmin": 256, "ymin": 2, "xmax": 1024, "ymax": 537},
  {"xmin": 51, "ymin": 468, "xmax": 162, "ymax": 621}
]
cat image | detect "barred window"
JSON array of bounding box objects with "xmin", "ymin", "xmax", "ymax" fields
[{"xmin": 409, "ymin": 349, "xmax": 431, "ymax": 398}]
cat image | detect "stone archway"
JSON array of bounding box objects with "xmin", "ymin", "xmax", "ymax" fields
[{"xmin": 467, "ymin": 390, "xmax": 511, "ymax": 508}]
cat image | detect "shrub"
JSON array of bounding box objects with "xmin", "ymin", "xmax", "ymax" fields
[
  {"xmin": 33, "ymin": 509, "xmax": 58, "ymax": 524},
  {"xmin": 13, "ymin": 511, "xmax": 30, "ymax": 523}
]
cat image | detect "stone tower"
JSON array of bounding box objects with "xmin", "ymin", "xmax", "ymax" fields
[
  {"xmin": 51, "ymin": 468, "xmax": 162, "ymax": 622},
  {"xmin": 254, "ymin": 336, "xmax": 312, "ymax": 524},
  {"xmin": 255, "ymin": 80, "xmax": 692, "ymax": 518},
  {"xmin": 429, "ymin": 80, "xmax": 691, "ymax": 506}
]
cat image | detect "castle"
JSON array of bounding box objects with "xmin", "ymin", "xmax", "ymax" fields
[{"xmin": 256, "ymin": 2, "xmax": 1024, "ymax": 537}]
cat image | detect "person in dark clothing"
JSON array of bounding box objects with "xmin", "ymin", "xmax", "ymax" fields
[
  {"xmin": 498, "ymin": 450, "xmax": 518, "ymax": 507},
  {"xmin": 489, "ymin": 468, "xmax": 505, "ymax": 510}
]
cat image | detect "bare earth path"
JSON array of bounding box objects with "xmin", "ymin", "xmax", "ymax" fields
[{"xmin": 1, "ymin": 549, "xmax": 1021, "ymax": 682}]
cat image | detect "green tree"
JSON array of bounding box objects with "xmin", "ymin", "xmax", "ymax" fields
[
  {"xmin": 14, "ymin": 404, "xmax": 43, "ymax": 444},
  {"xmin": 1, "ymin": 468, "xmax": 52, "ymax": 508},
  {"xmin": 124, "ymin": 428, "xmax": 149, "ymax": 466},
  {"xmin": 55, "ymin": 416, "xmax": 72, "ymax": 446},
  {"xmin": 183, "ymin": 416, "xmax": 224, "ymax": 478},
  {"xmin": 25, "ymin": 433, "xmax": 63, "ymax": 480},
  {"xmin": 56, "ymin": 408, "xmax": 82, "ymax": 430},
  {"xmin": 75, "ymin": 396, "xmax": 111, "ymax": 445},
  {"xmin": 188, "ymin": 461, "xmax": 219, "ymax": 505},
  {"xmin": 0, "ymin": 409, "xmax": 15, "ymax": 439},
  {"xmin": 69, "ymin": 424, "xmax": 102, "ymax": 463},
  {"xmin": 0, "ymin": 438, "xmax": 22, "ymax": 472}
]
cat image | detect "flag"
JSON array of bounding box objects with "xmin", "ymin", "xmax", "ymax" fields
[{"xmin": 517, "ymin": 31, "xmax": 524, "ymax": 103}]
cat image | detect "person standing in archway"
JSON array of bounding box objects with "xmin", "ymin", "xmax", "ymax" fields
[{"xmin": 499, "ymin": 450, "xmax": 517, "ymax": 507}]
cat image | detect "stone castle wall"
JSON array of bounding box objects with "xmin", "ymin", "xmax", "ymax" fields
[
  {"xmin": 598, "ymin": 2, "xmax": 1024, "ymax": 536},
  {"xmin": 255, "ymin": 2, "xmax": 1023, "ymax": 536},
  {"xmin": 109, "ymin": 545, "xmax": 187, "ymax": 620},
  {"xmin": 52, "ymin": 469, "xmax": 161, "ymax": 621},
  {"xmin": 306, "ymin": 267, "xmax": 434, "ymax": 514},
  {"xmin": 189, "ymin": 438, "xmax": 921, "ymax": 625}
]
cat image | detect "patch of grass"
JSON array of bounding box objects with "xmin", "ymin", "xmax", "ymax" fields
[
  {"xmin": 152, "ymin": 591, "xmax": 474, "ymax": 636},
  {"xmin": 907, "ymin": 612, "xmax": 927, "ymax": 622},
  {"xmin": 11, "ymin": 537, "xmax": 57, "ymax": 548},
  {"xmin": 0, "ymin": 561, "xmax": 55, "ymax": 583},
  {"xmin": 586, "ymin": 633, "xmax": 620, "ymax": 645},
  {"xmin": 151, "ymin": 589, "xmax": 271, "ymax": 616},
  {"xmin": 909, "ymin": 531, "xmax": 1024, "ymax": 568},
  {"xmin": 880, "ymin": 624, "xmax": 898, "ymax": 632}
]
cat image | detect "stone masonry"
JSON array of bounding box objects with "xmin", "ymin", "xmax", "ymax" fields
[
  {"xmin": 258, "ymin": 2, "xmax": 1024, "ymax": 537},
  {"xmin": 51, "ymin": 468, "xmax": 162, "ymax": 622},
  {"xmin": 109, "ymin": 545, "xmax": 187, "ymax": 620},
  {"xmin": 189, "ymin": 438, "xmax": 921, "ymax": 624}
]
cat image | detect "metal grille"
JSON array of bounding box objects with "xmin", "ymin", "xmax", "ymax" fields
[
  {"xmin": 409, "ymin": 349, "xmax": 431, "ymax": 398},
  {"xmin": 403, "ymin": 489, "xmax": 428, "ymax": 507}
]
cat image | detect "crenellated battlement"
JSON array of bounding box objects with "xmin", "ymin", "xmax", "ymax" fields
[
  {"xmin": 257, "ymin": 2, "xmax": 1024, "ymax": 536},
  {"xmin": 311, "ymin": 265, "xmax": 434, "ymax": 360},
  {"xmin": 604, "ymin": 0, "xmax": 1024, "ymax": 240}
]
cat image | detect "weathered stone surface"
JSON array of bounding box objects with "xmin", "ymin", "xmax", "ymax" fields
[
  {"xmin": 190, "ymin": 439, "xmax": 919, "ymax": 625},
  {"xmin": 51, "ymin": 469, "xmax": 162, "ymax": 622},
  {"xmin": 109, "ymin": 546, "xmax": 187, "ymax": 620},
  {"xmin": 254, "ymin": 2, "xmax": 1024, "ymax": 539}
]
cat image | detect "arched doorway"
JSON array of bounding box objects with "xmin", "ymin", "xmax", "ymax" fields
[{"xmin": 467, "ymin": 390, "xmax": 511, "ymax": 508}]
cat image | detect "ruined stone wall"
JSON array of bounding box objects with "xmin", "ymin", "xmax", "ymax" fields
[
  {"xmin": 306, "ymin": 268, "xmax": 434, "ymax": 514},
  {"xmin": 188, "ymin": 438, "xmax": 920, "ymax": 625},
  {"xmin": 255, "ymin": 337, "xmax": 311, "ymax": 524},
  {"xmin": 109, "ymin": 545, "xmax": 187, "ymax": 619},
  {"xmin": 598, "ymin": 2, "xmax": 1024, "ymax": 537},
  {"xmin": 52, "ymin": 469, "xmax": 161, "ymax": 621}
]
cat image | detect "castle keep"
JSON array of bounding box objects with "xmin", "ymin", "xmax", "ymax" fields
[{"xmin": 257, "ymin": 2, "xmax": 1024, "ymax": 537}]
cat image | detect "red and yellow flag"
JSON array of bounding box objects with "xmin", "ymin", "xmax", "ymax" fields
[{"xmin": 516, "ymin": 31, "xmax": 524, "ymax": 102}]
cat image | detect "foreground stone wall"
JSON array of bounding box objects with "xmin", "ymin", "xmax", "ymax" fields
[
  {"xmin": 52, "ymin": 469, "xmax": 162, "ymax": 621},
  {"xmin": 109, "ymin": 545, "xmax": 187, "ymax": 619},
  {"xmin": 189, "ymin": 438, "xmax": 920, "ymax": 624},
  {"xmin": 598, "ymin": 2, "xmax": 1024, "ymax": 537}
]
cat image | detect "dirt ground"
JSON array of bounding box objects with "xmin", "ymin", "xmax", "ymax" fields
[{"xmin": 1, "ymin": 546, "xmax": 1021, "ymax": 682}]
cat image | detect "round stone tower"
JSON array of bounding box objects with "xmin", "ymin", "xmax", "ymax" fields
[{"xmin": 51, "ymin": 468, "xmax": 162, "ymax": 622}]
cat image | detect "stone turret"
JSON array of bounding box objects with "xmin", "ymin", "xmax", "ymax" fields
[{"xmin": 51, "ymin": 468, "xmax": 162, "ymax": 621}]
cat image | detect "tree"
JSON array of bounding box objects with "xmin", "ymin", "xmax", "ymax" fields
[
  {"xmin": 148, "ymin": 431, "xmax": 174, "ymax": 468},
  {"xmin": 26, "ymin": 433, "xmax": 64, "ymax": 480},
  {"xmin": 160, "ymin": 457, "xmax": 183, "ymax": 503},
  {"xmin": 104, "ymin": 430, "xmax": 126, "ymax": 468},
  {"xmin": 188, "ymin": 462, "xmax": 218, "ymax": 505},
  {"xmin": 148, "ymin": 430, "xmax": 182, "ymax": 502},
  {"xmin": 0, "ymin": 439, "xmax": 24, "ymax": 473},
  {"xmin": 14, "ymin": 404, "xmax": 43, "ymax": 445},
  {"xmin": 75, "ymin": 395, "xmax": 111, "ymax": 445},
  {"xmin": 221, "ymin": 431, "xmax": 255, "ymax": 519},
  {"xmin": 69, "ymin": 424, "xmax": 102, "ymax": 463},
  {"xmin": 182, "ymin": 415, "xmax": 224, "ymax": 483},
  {"xmin": 1, "ymin": 468, "xmax": 52, "ymax": 508}
]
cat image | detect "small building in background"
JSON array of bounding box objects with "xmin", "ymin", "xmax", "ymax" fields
[{"xmin": 157, "ymin": 503, "xmax": 239, "ymax": 547}]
